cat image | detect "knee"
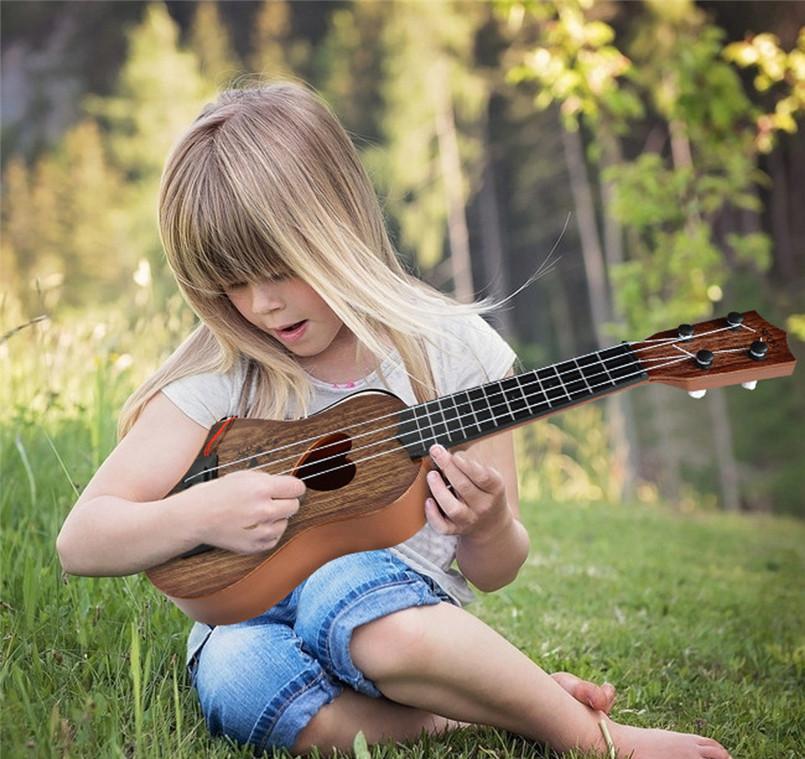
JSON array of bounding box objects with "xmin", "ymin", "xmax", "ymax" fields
[{"xmin": 350, "ymin": 606, "xmax": 433, "ymax": 682}]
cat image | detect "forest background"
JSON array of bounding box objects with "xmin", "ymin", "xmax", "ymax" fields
[{"xmin": 3, "ymin": 0, "xmax": 803, "ymax": 517}]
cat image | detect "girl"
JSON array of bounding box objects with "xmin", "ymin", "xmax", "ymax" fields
[{"xmin": 56, "ymin": 81, "xmax": 732, "ymax": 759}]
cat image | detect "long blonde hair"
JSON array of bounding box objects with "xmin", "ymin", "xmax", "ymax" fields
[{"xmin": 118, "ymin": 79, "xmax": 509, "ymax": 439}]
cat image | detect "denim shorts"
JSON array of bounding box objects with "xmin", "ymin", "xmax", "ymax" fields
[{"xmin": 186, "ymin": 548, "xmax": 457, "ymax": 754}]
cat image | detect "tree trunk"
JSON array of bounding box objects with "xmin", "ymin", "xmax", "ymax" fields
[
  {"xmin": 561, "ymin": 122, "xmax": 634, "ymax": 502},
  {"xmin": 432, "ymin": 59, "xmax": 475, "ymax": 303},
  {"xmin": 649, "ymin": 384, "xmax": 682, "ymax": 502},
  {"xmin": 598, "ymin": 126, "xmax": 640, "ymax": 500},
  {"xmin": 670, "ymin": 122, "xmax": 742, "ymax": 511},
  {"xmin": 478, "ymin": 100, "xmax": 514, "ymax": 338},
  {"xmin": 707, "ymin": 389, "xmax": 741, "ymax": 511}
]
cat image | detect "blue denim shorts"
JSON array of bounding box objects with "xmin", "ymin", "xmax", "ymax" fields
[{"xmin": 186, "ymin": 548, "xmax": 457, "ymax": 754}]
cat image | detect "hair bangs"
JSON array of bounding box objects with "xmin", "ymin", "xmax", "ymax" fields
[{"xmin": 185, "ymin": 170, "xmax": 296, "ymax": 296}]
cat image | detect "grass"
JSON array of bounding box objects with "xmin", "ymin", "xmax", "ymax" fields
[
  {"xmin": 2, "ymin": 420, "xmax": 803, "ymax": 758},
  {"xmin": 1, "ymin": 304, "xmax": 803, "ymax": 757}
]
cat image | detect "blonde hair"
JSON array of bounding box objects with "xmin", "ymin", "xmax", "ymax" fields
[{"xmin": 118, "ymin": 78, "xmax": 509, "ymax": 439}]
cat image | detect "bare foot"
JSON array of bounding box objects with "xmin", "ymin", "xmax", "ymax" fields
[
  {"xmin": 551, "ymin": 671, "xmax": 617, "ymax": 714},
  {"xmin": 605, "ymin": 716, "xmax": 733, "ymax": 759}
]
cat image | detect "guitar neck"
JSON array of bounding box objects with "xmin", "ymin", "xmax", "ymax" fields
[{"xmin": 396, "ymin": 343, "xmax": 648, "ymax": 458}]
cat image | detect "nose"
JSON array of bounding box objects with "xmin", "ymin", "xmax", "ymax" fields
[{"xmin": 248, "ymin": 281, "xmax": 284, "ymax": 314}]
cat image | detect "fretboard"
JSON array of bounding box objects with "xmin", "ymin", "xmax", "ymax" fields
[{"xmin": 395, "ymin": 343, "xmax": 647, "ymax": 458}]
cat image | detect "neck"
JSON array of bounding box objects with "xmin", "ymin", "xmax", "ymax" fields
[{"xmin": 395, "ymin": 342, "xmax": 648, "ymax": 458}]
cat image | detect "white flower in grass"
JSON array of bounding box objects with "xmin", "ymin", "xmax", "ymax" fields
[{"xmin": 133, "ymin": 259, "xmax": 151, "ymax": 287}]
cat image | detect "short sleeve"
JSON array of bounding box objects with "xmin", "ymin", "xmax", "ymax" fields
[
  {"xmin": 161, "ymin": 368, "xmax": 242, "ymax": 429},
  {"xmin": 431, "ymin": 313, "xmax": 518, "ymax": 395}
]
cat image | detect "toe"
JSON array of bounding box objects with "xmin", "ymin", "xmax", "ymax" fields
[
  {"xmin": 602, "ymin": 682, "xmax": 616, "ymax": 712},
  {"xmin": 698, "ymin": 741, "xmax": 731, "ymax": 759}
]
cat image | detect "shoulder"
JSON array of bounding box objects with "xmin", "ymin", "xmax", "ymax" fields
[
  {"xmin": 161, "ymin": 356, "xmax": 249, "ymax": 428},
  {"xmin": 428, "ymin": 312, "xmax": 517, "ymax": 394}
]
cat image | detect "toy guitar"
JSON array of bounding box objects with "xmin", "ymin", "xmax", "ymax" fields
[{"xmin": 145, "ymin": 311, "xmax": 796, "ymax": 624}]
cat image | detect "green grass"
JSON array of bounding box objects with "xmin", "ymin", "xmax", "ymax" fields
[
  {"xmin": 2, "ymin": 419, "xmax": 803, "ymax": 757},
  {"xmin": 1, "ymin": 305, "xmax": 803, "ymax": 756}
]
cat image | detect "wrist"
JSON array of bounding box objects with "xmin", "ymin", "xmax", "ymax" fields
[
  {"xmin": 167, "ymin": 485, "xmax": 211, "ymax": 551},
  {"xmin": 461, "ymin": 510, "xmax": 515, "ymax": 547}
]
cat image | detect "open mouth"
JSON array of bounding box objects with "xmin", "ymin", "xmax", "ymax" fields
[
  {"xmin": 280, "ymin": 320, "xmax": 307, "ymax": 333},
  {"xmin": 275, "ymin": 320, "xmax": 309, "ymax": 342}
]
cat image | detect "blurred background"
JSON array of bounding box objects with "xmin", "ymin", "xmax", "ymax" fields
[{"xmin": 2, "ymin": 0, "xmax": 804, "ymax": 517}]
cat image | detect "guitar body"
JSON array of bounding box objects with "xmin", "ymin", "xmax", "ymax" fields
[{"xmin": 145, "ymin": 389, "xmax": 431, "ymax": 625}]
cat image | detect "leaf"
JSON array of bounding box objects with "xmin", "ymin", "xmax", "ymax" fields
[{"xmin": 353, "ymin": 729, "xmax": 371, "ymax": 758}]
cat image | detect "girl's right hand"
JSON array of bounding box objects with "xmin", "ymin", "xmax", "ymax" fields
[{"xmin": 193, "ymin": 469, "xmax": 306, "ymax": 555}]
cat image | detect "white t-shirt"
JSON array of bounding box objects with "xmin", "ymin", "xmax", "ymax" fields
[{"xmin": 161, "ymin": 313, "xmax": 517, "ymax": 666}]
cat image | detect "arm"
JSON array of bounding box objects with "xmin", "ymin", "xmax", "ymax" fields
[
  {"xmin": 56, "ymin": 392, "xmax": 305, "ymax": 576},
  {"xmin": 454, "ymin": 428, "xmax": 530, "ymax": 592},
  {"xmin": 56, "ymin": 392, "xmax": 212, "ymax": 575},
  {"xmin": 425, "ymin": 368, "xmax": 531, "ymax": 593}
]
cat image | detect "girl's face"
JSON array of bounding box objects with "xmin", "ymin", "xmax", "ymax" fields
[{"xmin": 225, "ymin": 276, "xmax": 350, "ymax": 362}]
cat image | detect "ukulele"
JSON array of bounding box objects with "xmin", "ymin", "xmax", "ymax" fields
[{"xmin": 145, "ymin": 311, "xmax": 796, "ymax": 625}]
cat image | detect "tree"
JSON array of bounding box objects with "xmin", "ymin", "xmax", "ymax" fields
[
  {"xmin": 82, "ymin": 1, "xmax": 213, "ymax": 303},
  {"xmin": 189, "ymin": 1, "xmax": 242, "ymax": 88},
  {"xmin": 370, "ymin": 0, "xmax": 491, "ymax": 304}
]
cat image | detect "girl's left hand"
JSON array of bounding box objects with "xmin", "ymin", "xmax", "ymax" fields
[{"xmin": 424, "ymin": 443, "xmax": 512, "ymax": 542}]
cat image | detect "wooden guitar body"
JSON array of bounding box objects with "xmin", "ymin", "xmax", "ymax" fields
[{"xmin": 145, "ymin": 390, "xmax": 431, "ymax": 625}]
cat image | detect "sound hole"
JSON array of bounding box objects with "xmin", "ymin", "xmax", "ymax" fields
[{"xmin": 294, "ymin": 433, "xmax": 356, "ymax": 491}]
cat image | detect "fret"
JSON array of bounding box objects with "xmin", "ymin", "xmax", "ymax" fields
[
  {"xmin": 448, "ymin": 393, "xmax": 467, "ymax": 438},
  {"xmin": 424, "ymin": 399, "xmax": 448, "ymax": 440},
  {"xmin": 573, "ymin": 357, "xmax": 594, "ymax": 395},
  {"xmin": 600, "ymin": 344, "xmax": 639, "ymax": 383},
  {"xmin": 500, "ymin": 376, "xmax": 530, "ymax": 421},
  {"xmin": 537, "ymin": 365, "xmax": 570, "ymax": 406},
  {"xmin": 438, "ymin": 396, "xmax": 461, "ymax": 444},
  {"xmin": 483, "ymin": 380, "xmax": 513, "ymax": 425},
  {"xmin": 480, "ymin": 384, "xmax": 500, "ymax": 424},
  {"xmin": 499, "ymin": 378, "xmax": 516, "ymax": 420},
  {"xmin": 555, "ymin": 360, "xmax": 589, "ymax": 402},
  {"xmin": 581, "ymin": 350, "xmax": 616, "ymax": 388},
  {"xmin": 532, "ymin": 369, "xmax": 552, "ymax": 409},
  {"xmin": 413, "ymin": 404, "xmax": 435, "ymax": 448},
  {"xmin": 514, "ymin": 373, "xmax": 534, "ymax": 413},
  {"xmin": 460, "ymin": 389, "xmax": 482, "ymax": 432},
  {"xmin": 467, "ymin": 387, "xmax": 497, "ymax": 433}
]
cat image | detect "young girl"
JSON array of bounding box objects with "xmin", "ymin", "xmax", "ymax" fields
[{"xmin": 56, "ymin": 81, "xmax": 732, "ymax": 759}]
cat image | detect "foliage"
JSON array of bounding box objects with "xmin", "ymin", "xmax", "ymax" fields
[
  {"xmin": 503, "ymin": 0, "xmax": 643, "ymax": 132},
  {"xmin": 366, "ymin": 0, "xmax": 489, "ymax": 271},
  {"xmin": 724, "ymin": 29, "xmax": 805, "ymax": 152}
]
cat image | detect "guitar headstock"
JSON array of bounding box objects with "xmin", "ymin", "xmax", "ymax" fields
[{"xmin": 633, "ymin": 311, "xmax": 796, "ymax": 394}]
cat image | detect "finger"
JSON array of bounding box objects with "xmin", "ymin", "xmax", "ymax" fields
[
  {"xmin": 426, "ymin": 469, "xmax": 467, "ymax": 521},
  {"xmin": 269, "ymin": 474, "xmax": 307, "ymax": 498},
  {"xmin": 428, "ymin": 445, "xmax": 476, "ymax": 499},
  {"xmin": 425, "ymin": 497, "xmax": 455, "ymax": 535},
  {"xmin": 453, "ymin": 451, "xmax": 503, "ymax": 495},
  {"xmin": 271, "ymin": 497, "xmax": 300, "ymax": 519}
]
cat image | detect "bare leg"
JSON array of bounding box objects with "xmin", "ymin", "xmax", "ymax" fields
[
  {"xmin": 350, "ymin": 603, "xmax": 732, "ymax": 759},
  {"xmin": 291, "ymin": 687, "xmax": 467, "ymax": 755},
  {"xmin": 291, "ymin": 656, "xmax": 616, "ymax": 755}
]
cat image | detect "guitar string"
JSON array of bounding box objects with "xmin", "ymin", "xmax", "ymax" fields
[
  {"xmin": 224, "ymin": 354, "xmax": 694, "ymax": 484},
  {"xmin": 234, "ymin": 344, "xmax": 755, "ymax": 484},
  {"xmin": 183, "ymin": 324, "xmax": 757, "ymax": 483},
  {"xmin": 186, "ymin": 347, "xmax": 740, "ymax": 487},
  {"xmin": 185, "ymin": 323, "xmax": 757, "ymax": 484},
  {"xmin": 187, "ymin": 345, "xmax": 654, "ymax": 484}
]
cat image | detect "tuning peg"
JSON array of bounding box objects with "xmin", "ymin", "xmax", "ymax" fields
[
  {"xmin": 741, "ymin": 381, "xmax": 758, "ymax": 390},
  {"xmin": 726, "ymin": 311, "xmax": 744, "ymax": 329},
  {"xmin": 688, "ymin": 389, "xmax": 707, "ymax": 399}
]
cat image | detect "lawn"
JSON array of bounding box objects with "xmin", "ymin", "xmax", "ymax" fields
[{"xmin": 2, "ymin": 417, "xmax": 803, "ymax": 758}]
